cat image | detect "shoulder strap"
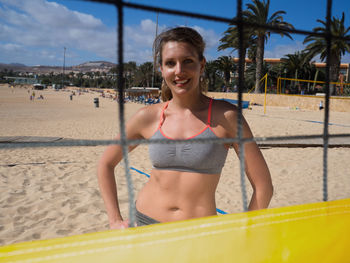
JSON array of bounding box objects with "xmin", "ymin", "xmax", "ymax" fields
[
  {"xmin": 158, "ymin": 101, "xmax": 170, "ymax": 129},
  {"xmin": 207, "ymin": 98, "xmax": 213, "ymax": 125}
]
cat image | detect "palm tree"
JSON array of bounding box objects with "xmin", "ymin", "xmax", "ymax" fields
[
  {"xmin": 218, "ymin": 18, "xmax": 256, "ymax": 82},
  {"xmin": 215, "ymin": 56, "xmax": 237, "ymax": 89},
  {"xmin": 124, "ymin": 61, "xmax": 137, "ymax": 88},
  {"xmin": 135, "ymin": 62, "xmax": 153, "ymax": 87},
  {"xmin": 245, "ymin": 62, "xmax": 269, "ymax": 92},
  {"xmin": 204, "ymin": 60, "xmax": 220, "ymax": 91},
  {"xmin": 303, "ymin": 12, "xmax": 350, "ymax": 95},
  {"xmin": 281, "ymin": 51, "xmax": 314, "ymax": 93},
  {"xmin": 281, "ymin": 52, "xmax": 307, "ymax": 79},
  {"xmin": 243, "ymin": 0, "xmax": 294, "ymax": 93}
]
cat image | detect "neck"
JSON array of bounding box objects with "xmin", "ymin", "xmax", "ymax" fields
[{"xmin": 170, "ymin": 91, "xmax": 208, "ymax": 111}]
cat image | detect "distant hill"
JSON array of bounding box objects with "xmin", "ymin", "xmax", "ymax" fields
[
  {"xmin": 72, "ymin": 61, "xmax": 116, "ymax": 72},
  {"xmin": 76, "ymin": 61, "xmax": 116, "ymax": 68},
  {"xmin": 9, "ymin": 63, "xmax": 27, "ymax": 67},
  {"xmin": 0, "ymin": 61, "xmax": 116, "ymax": 74},
  {"xmin": 0, "ymin": 63, "xmax": 28, "ymax": 72}
]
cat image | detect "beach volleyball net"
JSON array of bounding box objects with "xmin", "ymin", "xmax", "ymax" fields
[
  {"xmin": 1, "ymin": 0, "xmax": 350, "ymax": 262},
  {"xmin": 277, "ymin": 77, "xmax": 350, "ymax": 95}
]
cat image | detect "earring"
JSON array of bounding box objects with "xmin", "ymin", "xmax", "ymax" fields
[
  {"xmin": 162, "ymin": 80, "xmax": 167, "ymax": 88},
  {"xmin": 199, "ymin": 75, "xmax": 207, "ymax": 93}
]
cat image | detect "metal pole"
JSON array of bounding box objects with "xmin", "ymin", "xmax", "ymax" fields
[
  {"xmin": 62, "ymin": 47, "xmax": 66, "ymax": 89},
  {"xmin": 283, "ymin": 69, "xmax": 286, "ymax": 93},
  {"xmin": 151, "ymin": 12, "xmax": 159, "ymax": 88},
  {"xmin": 264, "ymin": 74, "xmax": 267, "ymax": 114}
]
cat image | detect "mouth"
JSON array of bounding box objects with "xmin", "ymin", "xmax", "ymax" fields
[{"xmin": 173, "ymin": 79, "xmax": 190, "ymax": 86}]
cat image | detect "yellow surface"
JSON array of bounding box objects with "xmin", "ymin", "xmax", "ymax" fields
[{"xmin": 1, "ymin": 198, "xmax": 349, "ymax": 263}]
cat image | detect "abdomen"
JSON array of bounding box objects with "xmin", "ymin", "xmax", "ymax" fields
[{"xmin": 136, "ymin": 169, "xmax": 220, "ymax": 222}]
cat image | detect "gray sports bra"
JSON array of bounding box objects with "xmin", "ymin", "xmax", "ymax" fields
[{"xmin": 149, "ymin": 99, "xmax": 228, "ymax": 174}]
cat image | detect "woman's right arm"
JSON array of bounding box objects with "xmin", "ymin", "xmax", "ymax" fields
[
  {"xmin": 97, "ymin": 139, "xmax": 132, "ymax": 229},
  {"xmin": 97, "ymin": 106, "xmax": 158, "ymax": 229}
]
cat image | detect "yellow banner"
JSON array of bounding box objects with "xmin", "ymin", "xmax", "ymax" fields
[{"xmin": 1, "ymin": 198, "xmax": 349, "ymax": 263}]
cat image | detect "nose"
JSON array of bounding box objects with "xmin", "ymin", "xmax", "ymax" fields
[{"xmin": 174, "ymin": 62, "xmax": 183, "ymax": 75}]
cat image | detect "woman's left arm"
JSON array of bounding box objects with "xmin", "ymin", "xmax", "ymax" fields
[
  {"xmin": 240, "ymin": 138, "xmax": 273, "ymax": 211},
  {"xmin": 226, "ymin": 108, "xmax": 273, "ymax": 211}
]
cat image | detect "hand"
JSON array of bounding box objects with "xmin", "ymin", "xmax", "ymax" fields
[{"xmin": 109, "ymin": 219, "xmax": 130, "ymax": 230}]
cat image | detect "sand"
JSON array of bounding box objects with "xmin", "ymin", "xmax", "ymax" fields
[{"xmin": 0, "ymin": 84, "xmax": 349, "ymax": 246}]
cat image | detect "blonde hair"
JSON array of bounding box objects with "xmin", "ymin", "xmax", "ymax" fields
[{"xmin": 153, "ymin": 27, "xmax": 207, "ymax": 101}]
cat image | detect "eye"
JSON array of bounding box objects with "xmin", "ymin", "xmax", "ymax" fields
[
  {"xmin": 164, "ymin": 60, "xmax": 175, "ymax": 67},
  {"xmin": 184, "ymin": 59, "xmax": 193, "ymax": 64}
]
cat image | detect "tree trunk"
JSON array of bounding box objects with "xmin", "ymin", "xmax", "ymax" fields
[
  {"xmin": 212, "ymin": 75, "xmax": 216, "ymax": 91},
  {"xmin": 237, "ymin": 48, "xmax": 247, "ymax": 91},
  {"xmin": 313, "ymin": 69, "xmax": 319, "ymax": 89},
  {"xmin": 254, "ymin": 35, "xmax": 265, "ymax": 93},
  {"xmin": 329, "ymin": 54, "xmax": 340, "ymax": 95},
  {"xmin": 225, "ymin": 71, "xmax": 231, "ymax": 88},
  {"xmin": 294, "ymin": 69, "xmax": 298, "ymax": 88}
]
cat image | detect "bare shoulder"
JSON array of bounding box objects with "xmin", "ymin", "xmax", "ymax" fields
[
  {"xmin": 210, "ymin": 98, "xmax": 253, "ymax": 139},
  {"xmin": 125, "ymin": 102, "xmax": 165, "ymax": 139},
  {"xmin": 132, "ymin": 102, "xmax": 164, "ymax": 123},
  {"xmin": 212, "ymin": 99, "xmax": 254, "ymax": 139},
  {"xmin": 212, "ymin": 99, "xmax": 239, "ymax": 123}
]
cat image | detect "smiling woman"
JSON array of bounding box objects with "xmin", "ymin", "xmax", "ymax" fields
[
  {"xmin": 154, "ymin": 27, "xmax": 206, "ymax": 101},
  {"xmin": 97, "ymin": 26, "xmax": 273, "ymax": 229}
]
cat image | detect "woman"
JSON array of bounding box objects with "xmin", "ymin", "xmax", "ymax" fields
[{"xmin": 97, "ymin": 27, "xmax": 273, "ymax": 229}]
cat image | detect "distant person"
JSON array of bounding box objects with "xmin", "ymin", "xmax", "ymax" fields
[
  {"xmin": 97, "ymin": 27, "xmax": 273, "ymax": 229},
  {"xmin": 221, "ymin": 84, "xmax": 227, "ymax": 92},
  {"xmin": 319, "ymin": 101, "xmax": 324, "ymax": 110},
  {"xmin": 233, "ymin": 84, "xmax": 238, "ymax": 92}
]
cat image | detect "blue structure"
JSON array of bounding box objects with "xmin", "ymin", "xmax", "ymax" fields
[{"xmin": 220, "ymin": 98, "xmax": 250, "ymax": 109}]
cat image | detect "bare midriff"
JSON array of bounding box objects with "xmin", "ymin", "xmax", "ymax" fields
[{"xmin": 136, "ymin": 169, "xmax": 221, "ymax": 222}]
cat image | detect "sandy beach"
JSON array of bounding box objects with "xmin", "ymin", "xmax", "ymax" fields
[{"xmin": 0, "ymin": 84, "xmax": 349, "ymax": 246}]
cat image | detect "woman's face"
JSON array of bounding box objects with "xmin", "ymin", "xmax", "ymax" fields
[{"xmin": 160, "ymin": 41, "xmax": 205, "ymax": 96}]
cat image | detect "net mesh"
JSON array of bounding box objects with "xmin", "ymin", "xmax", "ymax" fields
[{"xmin": 1, "ymin": 0, "xmax": 350, "ymax": 226}]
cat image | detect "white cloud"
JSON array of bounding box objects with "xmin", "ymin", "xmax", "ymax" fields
[
  {"xmin": 264, "ymin": 41, "xmax": 306, "ymax": 59},
  {"xmin": 0, "ymin": 0, "xmax": 223, "ymax": 65},
  {"xmin": 192, "ymin": 25, "xmax": 219, "ymax": 50},
  {"xmin": 264, "ymin": 41, "xmax": 350, "ymax": 63},
  {"xmin": 1, "ymin": 43, "xmax": 22, "ymax": 52},
  {"xmin": 0, "ymin": 0, "xmax": 116, "ymax": 65},
  {"xmin": 342, "ymin": 53, "xmax": 350, "ymax": 63}
]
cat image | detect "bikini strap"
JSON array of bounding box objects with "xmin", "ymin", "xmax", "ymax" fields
[
  {"xmin": 158, "ymin": 101, "xmax": 170, "ymax": 129},
  {"xmin": 207, "ymin": 98, "xmax": 213, "ymax": 126}
]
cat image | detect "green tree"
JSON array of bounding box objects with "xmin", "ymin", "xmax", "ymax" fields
[
  {"xmin": 303, "ymin": 12, "xmax": 350, "ymax": 95},
  {"xmin": 204, "ymin": 60, "xmax": 221, "ymax": 91},
  {"xmin": 218, "ymin": 18, "xmax": 255, "ymax": 82},
  {"xmin": 215, "ymin": 56, "xmax": 237, "ymax": 89},
  {"xmin": 135, "ymin": 62, "xmax": 153, "ymax": 87},
  {"xmin": 124, "ymin": 61, "xmax": 137, "ymax": 88},
  {"xmin": 281, "ymin": 51, "xmax": 310, "ymax": 79},
  {"xmin": 243, "ymin": 0, "xmax": 294, "ymax": 93},
  {"xmin": 245, "ymin": 62, "xmax": 269, "ymax": 92}
]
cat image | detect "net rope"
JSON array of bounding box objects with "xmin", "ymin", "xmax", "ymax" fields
[{"xmin": 1, "ymin": 0, "xmax": 349, "ymax": 222}]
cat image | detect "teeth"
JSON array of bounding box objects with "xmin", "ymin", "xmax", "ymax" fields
[{"xmin": 175, "ymin": 79, "xmax": 188, "ymax": 84}]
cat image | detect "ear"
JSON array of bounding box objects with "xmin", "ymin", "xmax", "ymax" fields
[
  {"xmin": 159, "ymin": 64, "xmax": 164, "ymax": 77},
  {"xmin": 200, "ymin": 57, "xmax": 206, "ymax": 74}
]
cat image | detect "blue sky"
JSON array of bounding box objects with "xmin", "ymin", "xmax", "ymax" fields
[{"xmin": 0, "ymin": 0, "xmax": 349, "ymax": 66}]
